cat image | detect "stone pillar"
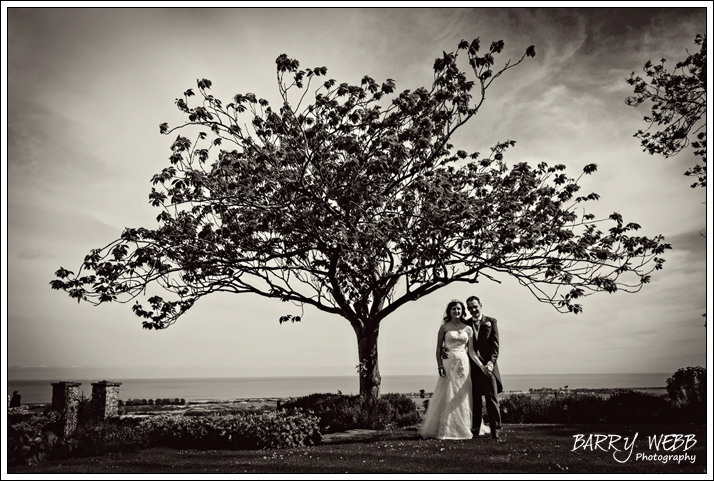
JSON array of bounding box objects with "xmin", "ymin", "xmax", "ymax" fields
[
  {"xmin": 51, "ymin": 382, "xmax": 81, "ymax": 437},
  {"xmin": 91, "ymin": 381, "xmax": 122, "ymax": 420}
]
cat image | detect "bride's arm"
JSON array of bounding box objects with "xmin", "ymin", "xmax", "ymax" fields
[
  {"xmin": 467, "ymin": 326, "xmax": 486, "ymax": 371},
  {"xmin": 436, "ymin": 324, "xmax": 447, "ymax": 377}
]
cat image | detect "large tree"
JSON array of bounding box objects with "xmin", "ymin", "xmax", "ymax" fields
[
  {"xmin": 626, "ymin": 34, "xmax": 707, "ymax": 189},
  {"xmin": 666, "ymin": 366, "xmax": 706, "ymax": 409},
  {"xmin": 52, "ymin": 39, "xmax": 670, "ymax": 397}
]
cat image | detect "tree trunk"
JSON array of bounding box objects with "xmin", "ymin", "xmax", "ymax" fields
[{"xmin": 354, "ymin": 319, "xmax": 381, "ymax": 398}]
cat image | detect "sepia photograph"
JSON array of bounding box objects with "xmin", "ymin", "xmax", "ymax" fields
[{"xmin": 3, "ymin": 3, "xmax": 711, "ymax": 476}]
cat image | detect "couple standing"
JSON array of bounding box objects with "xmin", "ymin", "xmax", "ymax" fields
[{"xmin": 418, "ymin": 296, "xmax": 503, "ymax": 440}]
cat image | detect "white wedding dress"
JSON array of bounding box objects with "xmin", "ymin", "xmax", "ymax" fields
[{"xmin": 418, "ymin": 327, "xmax": 490, "ymax": 440}]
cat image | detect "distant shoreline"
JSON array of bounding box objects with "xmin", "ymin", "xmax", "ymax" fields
[
  {"xmin": 8, "ymin": 373, "xmax": 672, "ymax": 405},
  {"xmin": 113, "ymin": 386, "xmax": 668, "ymax": 403},
  {"xmin": 16, "ymin": 386, "xmax": 668, "ymax": 410},
  {"xmin": 11, "ymin": 386, "xmax": 670, "ymax": 421},
  {"xmin": 6, "ymin": 371, "xmax": 673, "ymax": 381}
]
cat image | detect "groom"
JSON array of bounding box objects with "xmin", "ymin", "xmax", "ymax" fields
[{"xmin": 465, "ymin": 295, "xmax": 503, "ymax": 439}]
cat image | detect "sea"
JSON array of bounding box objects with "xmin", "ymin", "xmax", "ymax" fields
[{"xmin": 6, "ymin": 373, "xmax": 670, "ymax": 405}]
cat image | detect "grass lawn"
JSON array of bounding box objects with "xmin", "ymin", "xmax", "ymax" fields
[{"xmin": 8, "ymin": 423, "xmax": 706, "ymax": 474}]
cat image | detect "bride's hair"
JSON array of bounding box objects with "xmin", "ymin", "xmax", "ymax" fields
[{"xmin": 443, "ymin": 299, "xmax": 467, "ymax": 323}]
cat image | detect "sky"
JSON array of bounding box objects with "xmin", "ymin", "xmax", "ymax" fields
[{"xmin": 3, "ymin": 6, "xmax": 712, "ymax": 386}]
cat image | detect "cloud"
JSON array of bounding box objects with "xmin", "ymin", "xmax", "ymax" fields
[
  {"xmin": 17, "ymin": 248, "xmax": 53, "ymax": 260},
  {"xmin": 667, "ymin": 230, "xmax": 708, "ymax": 255}
]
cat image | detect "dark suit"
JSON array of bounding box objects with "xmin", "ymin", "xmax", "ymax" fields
[{"xmin": 465, "ymin": 315, "xmax": 502, "ymax": 432}]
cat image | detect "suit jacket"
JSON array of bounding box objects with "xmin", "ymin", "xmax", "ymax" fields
[{"xmin": 465, "ymin": 315, "xmax": 503, "ymax": 394}]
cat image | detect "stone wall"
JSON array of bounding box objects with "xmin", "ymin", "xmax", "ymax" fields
[
  {"xmin": 51, "ymin": 382, "xmax": 82, "ymax": 437},
  {"xmin": 49, "ymin": 380, "xmax": 123, "ymax": 435},
  {"xmin": 91, "ymin": 381, "xmax": 122, "ymax": 420}
]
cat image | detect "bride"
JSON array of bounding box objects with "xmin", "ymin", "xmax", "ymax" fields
[{"xmin": 418, "ymin": 299, "xmax": 490, "ymax": 440}]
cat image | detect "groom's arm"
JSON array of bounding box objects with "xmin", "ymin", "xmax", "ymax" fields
[{"xmin": 488, "ymin": 317, "xmax": 499, "ymax": 366}]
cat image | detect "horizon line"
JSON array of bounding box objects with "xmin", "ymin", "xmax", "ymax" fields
[{"xmin": 7, "ymin": 371, "xmax": 676, "ymax": 381}]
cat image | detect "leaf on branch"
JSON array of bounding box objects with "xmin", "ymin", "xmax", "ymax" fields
[
  {"xmin": 279, "ymin": 315, "xmax": 301, "ymax": 324},
  {"xmin": 112, "ymin": 244, "xmax": 129, "ymax": 261},
  {"xmin": 526, "ymin": 45, "xmax": 536, "ymax": 58},
  {"xmin": 55, "ymin": 267, "xmax": 74, "ymax": 279},
  {"xmin": 382, "ymin": 79, "xmax": 396, "ymax": 94},
  {"xmin": 490, "ymin": 40, "xmax": 504, "ymax": 54},
  {"xmin": 197, "ymin": 79, "xmax": 212, "ymax": 90},
  {"xmin": 583, "ymin": 163, "xmax": 597, "ymax": 174},
  {"xmin": 276, "ymin": 54, "xmax": 300, "ymax": 73},
  {"xmin": 99, "ymin": 293, "xmax": 116, "ymax": 303},
  {"xmin": 569, "ymin": 287, "xmax": 585, "ymax": 299}
]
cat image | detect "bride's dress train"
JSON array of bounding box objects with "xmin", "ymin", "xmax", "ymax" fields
[{"xmin": 418, "ymin": 328, "xmax": 490, "ymax": 439}]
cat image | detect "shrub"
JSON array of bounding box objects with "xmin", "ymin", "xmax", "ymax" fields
[
  {"xmin": 138, "ymin": 410, "xmax": 321, "ymax": 450},
  {"xmin": 281, "ymin": 393, "xmax": 420, "ymax": 433},
  {"xmin": 501, "ymin": 393, "xmax": 566, "ymax": 424},
  {"xmin": 69, "ymin": 418, "xmax": 147, "ymax": 457},
  {"xmin": 604, "ymin": 391, "xmax": 675, "ymax": 424},
  {"xmin": 381, "ymin": 393, "xmax": 421, "ymax": 426},
  {"xmin": 500, "ymin": 394, "xmax": 535, "ymax": 424},
  {"xmin": 672, "ymin": 402, "xmax": 706, "ymax": 424},
  {"xmin": 558, "ymin": 393, "xmax": 608, "ymax": 424},
  {"xmin": 500, "ymin": 390, "xmax": 680, "ymax": 425},
  {"xmin": 7, "ymin": 411, "xmax": 64, "ymax": 465},
  {"xmin": 230, "ymin": 410, "xmax": 323, "ymax": 449},
  {"xmin": 501, "ymin": 392, "xmax": 608, "ymax": 424}
]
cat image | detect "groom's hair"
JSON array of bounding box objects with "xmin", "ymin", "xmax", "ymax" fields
[{"xmin": 466, "ymin": 295, "xmax": 481, "ymax": 306}]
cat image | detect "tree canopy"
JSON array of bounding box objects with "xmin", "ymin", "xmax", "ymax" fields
[
  {"xmin": 626, "ymin": 34, "xmax": 707, "ymax": 189},
  {"xmin": 666, "ymin": 366, "xmax": 706, "ymax": 409},
  {"xmin": 52, "ymin": 38, "xmax": 670, "ymax": 396}
]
